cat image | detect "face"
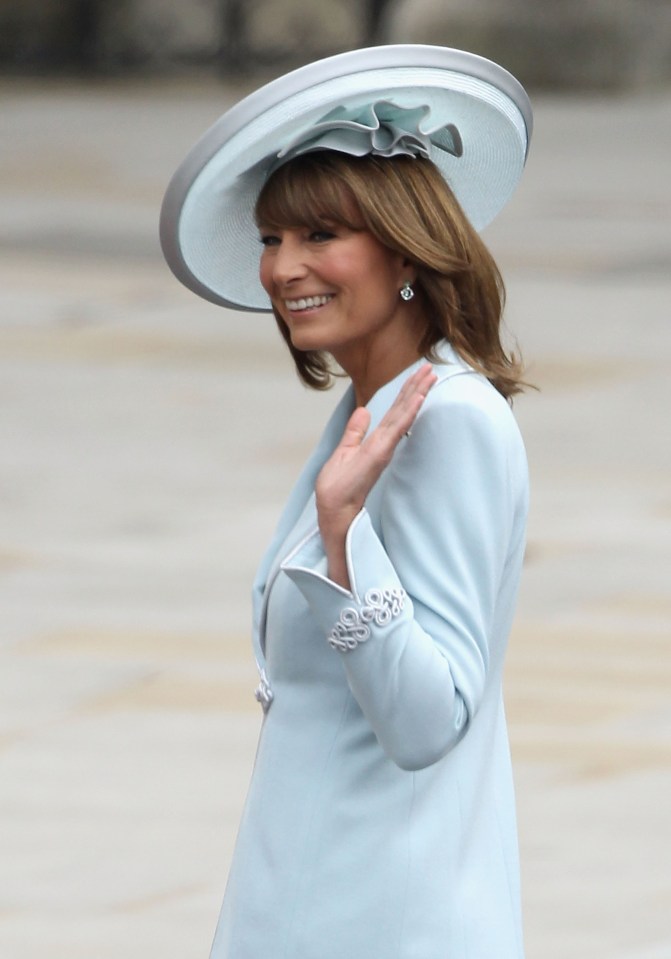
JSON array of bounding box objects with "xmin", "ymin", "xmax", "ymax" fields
[{"xmin": 258, "ymin": 223, "xmax": 414, "ymax": 366}]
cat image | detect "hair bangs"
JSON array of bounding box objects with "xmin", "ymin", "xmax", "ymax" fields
[{"xmin": 255, "ymin": 153, "xmax": 363, "ymax": 232}]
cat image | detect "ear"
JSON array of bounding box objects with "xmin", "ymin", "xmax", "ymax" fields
[{"xmin": 400, "ymin": 258, "xmax": 418, "ymax": 286}]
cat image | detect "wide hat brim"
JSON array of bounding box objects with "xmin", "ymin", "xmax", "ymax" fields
[{"xmin": 160, "ymin": 45, "xmax": 532, "ymax": 313}]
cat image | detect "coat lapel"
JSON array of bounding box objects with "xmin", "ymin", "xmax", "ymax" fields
[{"xmin": 252, "ymin": 384, "xmax": 355, "ymax": 665}]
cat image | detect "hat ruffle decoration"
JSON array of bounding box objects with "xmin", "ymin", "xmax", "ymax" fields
[
  {"xmin": 273, "ymin": 100, "xmax": 463, "ymax": 170},
  {"xmin": 160, "ymin": 45, "xmax": 533, "ymax": 313}
]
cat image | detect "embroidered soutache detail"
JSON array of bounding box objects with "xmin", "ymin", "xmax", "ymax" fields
[{"xmin": 328, "ymin": 587, "xmax": 407, "ymax": 652}]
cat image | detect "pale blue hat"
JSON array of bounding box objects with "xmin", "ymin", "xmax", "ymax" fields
[{"xmin": 160, "ymin": 45, "xmax": 532, "ymax": 313}]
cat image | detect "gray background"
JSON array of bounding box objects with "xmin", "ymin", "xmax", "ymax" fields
[{"xmin": 1, "ymin": 3, "xmax": 670, "ymax": 956}]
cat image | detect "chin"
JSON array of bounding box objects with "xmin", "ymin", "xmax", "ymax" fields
[{"xmin": 289, "ymin": 332, "xmax": 329, "ymax": 353}]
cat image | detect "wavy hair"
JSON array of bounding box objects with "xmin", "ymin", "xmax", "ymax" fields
[{"xmin": 255, "ymin": 151, "xmax": 526, "ymax": 400}]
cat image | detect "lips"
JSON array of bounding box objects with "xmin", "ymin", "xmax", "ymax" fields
[{"xmin": 284, "ymin": 294, "xmax": 334, "ymax": 311}]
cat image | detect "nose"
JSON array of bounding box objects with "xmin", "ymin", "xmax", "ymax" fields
[{"xmin": 269, "ymin": 233, "xmax": 308, "ymax": 288}]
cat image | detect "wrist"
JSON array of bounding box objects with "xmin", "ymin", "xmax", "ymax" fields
[
  {"xmin": 317, "ymin": 505, "xmax": 357, "ymax": 543},
  {"xmin": 317, "ymin": 509, "xmax": 358, "ymax": 591}
]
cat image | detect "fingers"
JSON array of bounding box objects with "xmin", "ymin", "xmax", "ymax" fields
[
  {"xmin": 339, "ymin": 407, "xmax": 371, "ymax": 450},
  {"xmin": 397, "ymin": 363, "xmax": 437, "ymax": 405},
  {"xmin": 375, "ymin": 363, "xmax": 437, "ymax": 444},
  {"xmin": 315, "ymin": 363, "xmax": 436, "ymax": 531},
  {"xmin": 329, "ymin": 363, "xmax": 436, "ymax": 470}
]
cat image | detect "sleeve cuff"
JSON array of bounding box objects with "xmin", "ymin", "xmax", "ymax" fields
[{"xmin": 281, "ymin": 510, "xmax": 412, "ymax": 651}]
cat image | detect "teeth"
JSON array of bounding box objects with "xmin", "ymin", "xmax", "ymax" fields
[{"xmin": 285, "ymin": 294, "xmax": 333, "ymax": 311}]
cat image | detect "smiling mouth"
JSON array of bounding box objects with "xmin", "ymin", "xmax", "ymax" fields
[{"xmin": 284, "ymin": 294, "xmax": 334, "ymax": 312}]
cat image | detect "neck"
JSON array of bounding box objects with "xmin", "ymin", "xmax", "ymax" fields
[{"xmin": 334, "ymin": 317, "xmax": 426, "ymax": 406}]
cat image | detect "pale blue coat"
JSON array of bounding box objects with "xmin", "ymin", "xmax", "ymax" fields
[{"xmin": 210, "ymin": 343, "xmax": 528, "ymax": 959}]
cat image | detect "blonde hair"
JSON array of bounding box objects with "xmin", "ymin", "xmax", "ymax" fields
[{"xmin": 255, "ymin": 151, "xmax": 526, "ymax": 400}]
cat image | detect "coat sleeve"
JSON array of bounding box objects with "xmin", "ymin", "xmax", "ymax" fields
[{"xmin": 281, "ymin": 377, "xmax": 527, "ymax": 771}]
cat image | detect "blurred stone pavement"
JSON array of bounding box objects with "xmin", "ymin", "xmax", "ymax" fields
[{"xmin": 1, "ymin": 77, "xmax": 670, "ymax": 958}]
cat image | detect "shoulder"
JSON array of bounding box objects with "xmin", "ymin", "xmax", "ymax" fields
[
  {"xmin": 380, "ymin": 353, "xmax": 528, "ymax": 533},
  {"xmin": 385, "ymin": 348, "xmax": 528, "ymax": 506},
  {"xmin": 420, "ymin": 349, "xmax": 523, "ymax": 454}
]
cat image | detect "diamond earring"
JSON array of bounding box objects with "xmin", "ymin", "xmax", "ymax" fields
[{"xmin": 400, "ymin": 281, "xmax": 415, "ymax": 302}]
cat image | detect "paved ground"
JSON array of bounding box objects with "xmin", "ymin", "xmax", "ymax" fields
[{"xmin": 1, "ymin": 76, "xmax": 670, "ymax": 958}]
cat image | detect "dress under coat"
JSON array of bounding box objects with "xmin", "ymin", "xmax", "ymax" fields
[{"xmin": 210, "ymin": 342, "xmax": 528, "ymax": 959}]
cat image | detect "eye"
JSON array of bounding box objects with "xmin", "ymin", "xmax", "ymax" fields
[
  {"xmin": 259, "ymin": 233, "xmax": 280, "ymax": 247},
  {"xmin": 308, "ymin": 230, "xmax": 336, "ymax": 243}
]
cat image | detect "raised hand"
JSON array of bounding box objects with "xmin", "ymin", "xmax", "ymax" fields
[{"xmin": 315, "ymin": 363, "xmax": 437, "ymax": 588}]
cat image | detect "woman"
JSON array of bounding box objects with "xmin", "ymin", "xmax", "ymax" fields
[{"xmin": 161, "ymin": 45, "xmax": 532, "ymax": 959}]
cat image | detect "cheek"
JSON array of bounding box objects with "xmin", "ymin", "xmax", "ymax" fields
[
  {"xmin": 357, "ymin": 261, "xmax": 399, "ymax": 306},
  {"xmin": 259, "ymin": 253, "xmax": 273, "ymax": 293}
]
